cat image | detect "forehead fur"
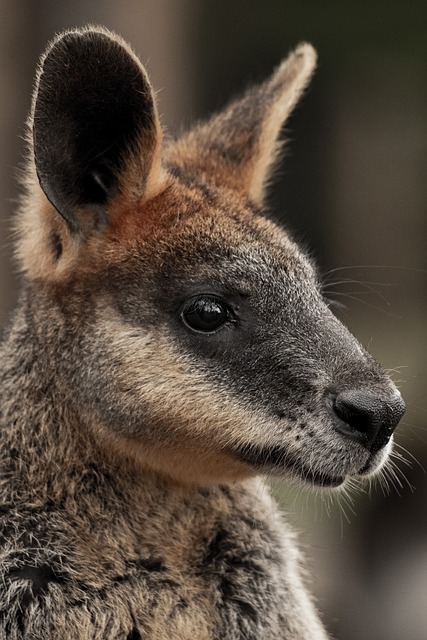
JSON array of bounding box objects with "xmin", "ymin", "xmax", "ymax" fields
[{"xmin": 83, "ymin": 174, "xmax": 310, "ymax": 283}]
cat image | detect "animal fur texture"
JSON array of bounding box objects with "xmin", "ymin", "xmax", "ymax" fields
[{"xmin": 0, "ymin": 26, "xmax": 405, "ymax": 639}]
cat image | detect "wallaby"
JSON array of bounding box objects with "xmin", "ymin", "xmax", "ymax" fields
[{"xmin": 0, "ymin": 26, "xmax": 405, "ymax": 640}]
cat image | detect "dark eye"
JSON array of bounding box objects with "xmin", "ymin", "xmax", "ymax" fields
[{"xmin": 181, "ymin": 295, "xmax": 232, "ymax": 333}]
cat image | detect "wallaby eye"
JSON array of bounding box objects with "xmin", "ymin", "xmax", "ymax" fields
[{"xmin": 181, "ymin": 295, "xmax": 231, "ymax": 333}]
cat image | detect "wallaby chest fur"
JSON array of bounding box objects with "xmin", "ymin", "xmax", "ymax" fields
[{"xmin": 0, "ymin": 26, "xmax": 404, "ymax": 640}]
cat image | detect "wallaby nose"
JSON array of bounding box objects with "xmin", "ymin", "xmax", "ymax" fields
[{"xmin": 332, "ymin": 389, "xmax": 405, "ymax": 453}]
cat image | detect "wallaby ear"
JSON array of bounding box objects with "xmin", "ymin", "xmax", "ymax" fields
[
  {"xmin": 167, "ymin": 44, "xmax": 316, "ymax": 205},
  {"xmin": 31, "ymin": 26, "xmax": 163, "ymax": 234}
]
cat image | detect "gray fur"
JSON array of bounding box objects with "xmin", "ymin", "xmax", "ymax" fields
[{"xmin": 0, "ymin": 27, "xmax": 404, "ymax": 639}]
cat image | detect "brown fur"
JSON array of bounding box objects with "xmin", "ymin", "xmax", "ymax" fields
[{"xmin": 0, "ymin": 26, "xmax": 404, "ymax": 639}]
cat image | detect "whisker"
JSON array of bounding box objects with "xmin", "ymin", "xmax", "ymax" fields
[
  {"xmin": 383, "ymin": 365, "xmax": 408, "ymax": 374},
  {"xmin": 323, "ymin": 281, "xmax": 394, "ymax": 309},
  {"xmin": 322, "ymin": 264, "xmax": 427, "ymax": 277},
  {"xmin": 393, "ymin": 442, "xmax": 425, "ymax": 472},
  {"xmin": 323, "ymin": 278, "xmax": 395, "ymax": 289},
  {"xmin": 407, "ymin": 402, "xmax": 427, "ymax": 413},
  {"xmin": 387, "ymin": 458, "xmax": 415, "ymax": 493},
  {"xmin": 323, "ymin": 292, "xmax": 402, "ymax": 317}
]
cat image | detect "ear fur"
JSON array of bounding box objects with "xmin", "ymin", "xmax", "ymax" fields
[
  {"xmin": 166, "ymin": 44, "xmax": 317, "ymax": 204},
  {"xmin": 31, "ymin": 26, "xmax": 164, "ymax": 234}
]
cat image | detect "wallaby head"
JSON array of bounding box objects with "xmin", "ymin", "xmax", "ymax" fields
[{"xmin": 17, "ymin": 25, "xmax": 404, "ymax": 488}]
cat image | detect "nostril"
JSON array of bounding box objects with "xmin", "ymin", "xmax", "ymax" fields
[
  {"xmin": 331, "ymin": 389, "xmax": 405, "ymax": 452},
  {"xmin": 333, "ymin": 392, "xmax": 375, "ymax": 434}
]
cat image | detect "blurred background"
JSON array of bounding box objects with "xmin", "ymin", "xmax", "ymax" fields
[{"xmin": 0, "ymin": 1, "xmax": 426, "ymax": 638}]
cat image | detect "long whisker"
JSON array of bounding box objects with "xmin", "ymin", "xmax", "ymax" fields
[
  {"xmin": 322, "ymin": 264, "xmax": 427, "ymax": 277},
  {"xmin": 323, "ymin": 292, "xmax": 402, "ymax": 317},
  {"xmin": 393, "ymin": 442, "xmax": 425, "ymax": 472},
  {"xmin": 323, "ymin": 280, "xmax": 394, "ymax": 308}
]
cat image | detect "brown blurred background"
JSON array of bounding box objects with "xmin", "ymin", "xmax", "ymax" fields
[{"xmin": 0, "ymin": 2, "xmax": 426, "ymax": 638}]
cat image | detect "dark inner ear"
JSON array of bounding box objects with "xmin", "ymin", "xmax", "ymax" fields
[{"xmin": 33, "ymin": 30, "xmax": 156, "ymax": 231}]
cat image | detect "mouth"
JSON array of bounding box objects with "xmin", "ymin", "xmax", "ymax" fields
[
  {"xmin": 357, "ymin": 454, "xmax": 385, "ymax": 478},
  {"xmin": 231, "ymin": 443, "xmax": 346, "ymax": 488},
  {"xmin": 231, "ymin": 426, "xmax": 394, "ymax": 489},
  {"xmin": 356, "ymin": 438, "xmax": 393, "ymax": 478}
]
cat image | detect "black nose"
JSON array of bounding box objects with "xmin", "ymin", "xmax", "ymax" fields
[{"xmin": 332, "ymin": 389, "xmax": 405, "ymax": 453}]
